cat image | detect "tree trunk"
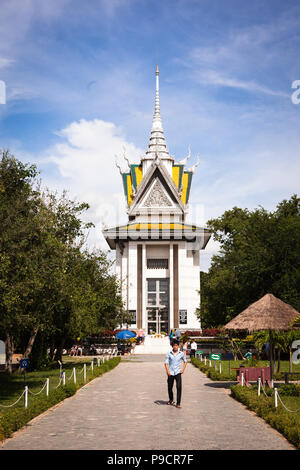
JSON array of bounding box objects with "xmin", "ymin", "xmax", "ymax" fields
[
  {"xmin": 54, "ymin": 338, "xmax": 65, "ymax": 363},
  {"xmin": 5, "ymin": 333, "xmax": 14, "ymax": 374},
  {"xmin": 269, "ymin": 330, "xmax": 274, "ymax": 384},
  {"xmin": 277, "ymin": 349, "xmax": 281, "ymax": 373},
  {"xmin": 23, "ymin": 325, "xmax": 39, "ymax": 358},
  {"xmin": 49, "ymin": 341, "xmax": 56, "ymax": 361},
  {"xmin": 289, "ymin": 348, "xmax": 293, "ymax": 373}
]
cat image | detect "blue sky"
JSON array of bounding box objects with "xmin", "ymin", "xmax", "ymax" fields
[{"xmin": 0, "ymin": 0, "xmax": 300, "ymax": 270}]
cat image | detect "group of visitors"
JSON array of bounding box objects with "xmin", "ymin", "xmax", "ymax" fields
[
  {"xmin": 168, "ymin": 329, "xmax": 198, "ymax": 357},
  {"xmin": 70, "ymin": 345, "xmax": 83, "ymax": 356}
]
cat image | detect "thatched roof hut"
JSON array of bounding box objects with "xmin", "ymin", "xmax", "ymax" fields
[
  {"xmin": 224, "ymin": 293, "xmax": 300, "ymax": 332},
  {"xmin": 224, "ymin": 293, "xmax": 300, "ymax": 384}
]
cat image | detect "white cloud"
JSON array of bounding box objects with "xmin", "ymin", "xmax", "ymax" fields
[
  {"xmin": 0, "ymin": 57, "xmax": 14, "ymax": 69},
  {"xmin": 41, "ymin": 118, "xmax": 144, "ymax": 249},
  {"xmin": 185, "ymin": 14, "xmax": 299, "ymax": 99},
  {"xmin": 195, "ymin": 70, "xmax": 289, "ymax": 98}
]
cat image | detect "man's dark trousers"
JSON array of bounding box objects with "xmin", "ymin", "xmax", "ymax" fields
[{"xmin": 167, "ymin": 373, "xmax": 182, "ymax": 405}]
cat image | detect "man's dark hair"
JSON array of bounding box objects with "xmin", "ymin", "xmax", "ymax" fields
[{"xmin": 173, "ymin": 339, "xmax": 179, "ymax": 345}]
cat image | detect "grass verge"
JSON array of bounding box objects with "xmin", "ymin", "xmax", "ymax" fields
[
  {"xmin": 0, "ymin": 356, "xmax": 121, "ymax": 441},
  {"xmin": 230, "ymin": 384, "xmax": 300, "ymax": 449},
  {"xmin": 190, "ymin": 357, "xmax": 300, "ymax": 381},
  {"xmin": 191, "ymin": 357, "xmax": 300, "ymax": 449}
]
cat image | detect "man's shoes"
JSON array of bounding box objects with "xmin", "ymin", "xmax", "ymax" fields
[
  {"xmin": 167, "ymin": 401, "xmax": 175, "ymax": 405},
  {"xmin": 176, "ymin": 404, "xmax": 181, "ymax": 408}
]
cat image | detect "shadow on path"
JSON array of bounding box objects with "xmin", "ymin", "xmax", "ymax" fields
[
  {"xmin": 204, "ymin": 381, "xmax": 237, "ymax": 389},
  {"xmin": 154, "ymin": 400, "xmax": 169, "ymax": 405}
]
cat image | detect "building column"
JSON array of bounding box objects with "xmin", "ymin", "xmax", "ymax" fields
[
  {"xmin": 137, "ymin": 244, "xmax": 143, "ymax": 329},
  {"xmin": 173, "ymin": 244, "xmax": 179, "ymax": 329},
  {"xmin": 142, "ymin": 243, "xmax": 147, "ymax": 330},
  {"xmin": 169, "ymin": 244, "xmax": 173, "ymax": 330}
]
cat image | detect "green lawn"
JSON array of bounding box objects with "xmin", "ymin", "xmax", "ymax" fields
[
  {"xmin": 192, "ymin": 357, "xmax": 300, "ymax": 381},
  {"xmin": 191, "ymin": 357, "xmax": 300, "ymax": 449},
  {"xmin": 0, "ymin": 356, "xmax": 113, "ymax": 410},
  {"xmin": 230, "ymin": 384, "xmax": 300, "ymax": 449}
]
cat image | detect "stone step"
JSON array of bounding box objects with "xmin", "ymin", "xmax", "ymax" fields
[{"xmin": 134, "ymin": 335, "xmax": 172, "ymax": 355}]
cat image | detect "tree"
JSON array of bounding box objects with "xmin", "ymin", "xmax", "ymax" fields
[
  {"xmin": 199, "ymin": 195, "xmax": 300, "ymax": 328},
  {"xmin": 0, "ymin": 150, "xmax": 39, "ymax": 372},
  {"xmin": 0, "ymin": 151, "xmax": 124, "ymax": 369}
]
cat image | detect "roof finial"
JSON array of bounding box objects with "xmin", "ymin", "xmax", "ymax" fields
[{"xmin": 144, "ymin": 65, "xmax": 172, "ymax": 161}]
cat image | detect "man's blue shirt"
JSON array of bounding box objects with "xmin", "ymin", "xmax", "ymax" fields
[{"xmin": 165, "ymin": 350, "xmax": 187, "ymax": 375}]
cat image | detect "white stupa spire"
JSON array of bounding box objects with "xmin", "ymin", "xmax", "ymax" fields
[{"xmin": 143, "ymin": 65, "xmax": 173, "ymax": 165}]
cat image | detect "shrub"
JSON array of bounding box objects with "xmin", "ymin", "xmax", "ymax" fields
[
  {"xmin": 277, "ymin": 384, "xmax": 300, "ymax": 397},
  {"xmin": 184, "ymin": 331, "xmax": 202, "ymax": 337},
  {"xmin": 230, "ymin": 385, "xmax": 300, "ymax": 449}
]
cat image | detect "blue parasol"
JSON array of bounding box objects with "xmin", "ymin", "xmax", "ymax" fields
[{"xmin": 116, "ymin": 330, "xmax": 136, "ymax": 340}]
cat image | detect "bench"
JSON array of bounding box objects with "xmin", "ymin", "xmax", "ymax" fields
[
  {"xmin": 236, "ymin": 366, "xmax": 272, "ymax": 387},
  {"xmin": 284, "ymin": 372, "xmax": 300, "ymax": 384}
]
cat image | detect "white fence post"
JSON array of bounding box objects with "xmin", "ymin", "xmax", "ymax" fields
[
  {"xmin": 24, "ymin": 386, "xmax": 28, "ymax": 409},
  {"xmin": 84, "ymin": 364, "xmax": 86, "ymax": 383},
  {"xmin": 241, "ymin": 372, "xmax": 244, "ymax": 386},
  {"xmin": 46, "ymin": 378, "xmax": 49, "ymax": 396},
  {"xmin": 97, "ymin": 357, "xmax": 100, "ymax": 367},
  {"xmin": 258, "ymin": 377, "xmax": 261, "ymax": 396},
  {"xmin": 62, "ymin": 372, "xmax": 66, "ymax": 386},
  {"xmin": 275, "ymin": 388, "xmax": 278, "ymax": 408},
  {"xmin": 91, "ymin": 360, "xmax": 94, "ymax": 373},
  {"xmin": 219, "ymin": 362, "xmax": 222, "ymax": 374},
  {"xmin": 73, "ymin": 367, "xmax": 76, "ymax": 384}
]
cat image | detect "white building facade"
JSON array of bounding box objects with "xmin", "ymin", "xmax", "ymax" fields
[{"xmin": 103, "ymin": 66, "xmax": 211, "ymax": 334}]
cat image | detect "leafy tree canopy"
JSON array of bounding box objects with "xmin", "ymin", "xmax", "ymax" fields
[{"xmin": 199, "ymin": 195, "xmax": 300, "ymax": 328}]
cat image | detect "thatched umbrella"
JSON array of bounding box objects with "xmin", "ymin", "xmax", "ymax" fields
[{"xmin": 224, "ymin": 293, "xmax": 300, "ymax": 383}]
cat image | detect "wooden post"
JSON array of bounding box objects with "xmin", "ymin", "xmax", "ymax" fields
[{"xmin": 269, "ymin": 329, "xmax": 274, "ymax": 387}]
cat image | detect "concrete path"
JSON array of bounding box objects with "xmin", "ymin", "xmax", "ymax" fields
[{"xmin": 0, "ymin": 356, "xmax": 295, "ymax": 450}]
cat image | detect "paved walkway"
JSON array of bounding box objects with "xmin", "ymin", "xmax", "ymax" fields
[{"xmin": 0, "ymin": 356, "xmax": 295, "ymax": 450}]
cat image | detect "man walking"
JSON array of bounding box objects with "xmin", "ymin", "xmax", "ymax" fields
[
  {"xmin": 164, "ymin": 339, "xmax": 187, "ymax": 408},
  {"xmin": 190, "ymin": 339, "xmax": 197, "ymax": 358}
]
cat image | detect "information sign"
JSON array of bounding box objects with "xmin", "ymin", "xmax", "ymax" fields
[
  {"xmin": 20, "ymin": 358, "xmax": 30, "ymax": 369},
  {"xmin": 209, "ymin": 353, "xmax": 221, "ymax": 361}
]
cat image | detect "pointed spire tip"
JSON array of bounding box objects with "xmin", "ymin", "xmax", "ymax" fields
[{"xmin": 156, "ymin": 64, "xmax": 159, "ymax": 75}]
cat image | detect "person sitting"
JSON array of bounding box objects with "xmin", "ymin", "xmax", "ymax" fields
[{"xmin": 137, "ymin": 328, "xmax": 145, "ymax": 344}]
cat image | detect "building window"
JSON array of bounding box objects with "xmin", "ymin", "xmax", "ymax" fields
[
  {"xmin": 128, "ymin": 310, "xmax": 136, "ymax": 324},
  {"xmin": 147, "ymin": 259, "xmax": 168, "ymax": 269},
  {"xmin": 179, "ymin": 310, "xmax": 187, "ymax": 324}
]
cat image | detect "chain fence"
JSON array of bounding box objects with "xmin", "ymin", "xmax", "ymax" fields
[
  {"xmin": 254, "ymin": 377, "xmax": 300, "ymax": 413},
  {"xmin": 0, "ymin": 354, "xmax": 116, "ymax": 410}
]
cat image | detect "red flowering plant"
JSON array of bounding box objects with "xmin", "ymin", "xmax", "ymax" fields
[
  {"xmin": 201, "ymin": 329, "xmax": 222, "ymax": 337},
  {"xmin": 243, "ymin": 355, "xmax": 261, "ymax": 367},
  {"xmin": 98, "ymin": 330, "xmax": 115, "ymax": 337}
]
